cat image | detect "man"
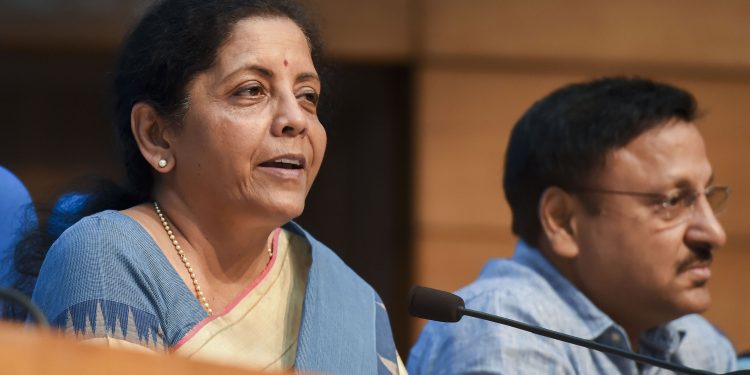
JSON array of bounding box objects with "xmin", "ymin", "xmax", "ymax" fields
[{"xmin": 407, "ymin": 77, "xmax": 737, "ymax": 374}]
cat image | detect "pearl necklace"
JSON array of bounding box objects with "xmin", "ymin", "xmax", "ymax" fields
[{"xmin": 152, "ymin": 201, "xmax": 273, "ymax": 316}]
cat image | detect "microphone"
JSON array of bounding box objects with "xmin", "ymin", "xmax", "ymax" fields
[{"xmin": 409, "ymin": 285, "xmax": 750, "ymax": 375}]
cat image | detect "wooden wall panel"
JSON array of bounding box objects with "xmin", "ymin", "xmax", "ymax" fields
[
  {"xmin": 302, "ymin": 0, "xmax": 412, "ymax": 61},
  {"xmin": 421, "ymin": 0, "xmax": 750, "ymax": 68},
  {"xmin": 0, "ymin": 0, "xmax": 413, "ymax": 60},
  {"xmin": 0, "ymin": 1, "xmax": 148, "ymax": 51},
  {"xmin": 416, "ymin": 70, "xmax": 583, "ymax": 231}
]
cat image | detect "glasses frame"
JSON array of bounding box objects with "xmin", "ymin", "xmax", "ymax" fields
[{"xmin": 570, "ymin": 185, "xmax": 731, "ymax": 221}]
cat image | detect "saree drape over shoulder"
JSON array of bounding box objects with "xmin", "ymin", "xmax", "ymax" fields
[{"xmin": 32, "ymin": 210, "xmax": 402, "ymax": 375}]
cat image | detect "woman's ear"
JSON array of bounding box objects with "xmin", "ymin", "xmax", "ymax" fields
[
  {"xmin": 538, "ymin": 187, "xmax": 580, "ymax": 258},
  {"xmin": 131, "ymin": 102, "xmax": 175, "ymax": 173}
]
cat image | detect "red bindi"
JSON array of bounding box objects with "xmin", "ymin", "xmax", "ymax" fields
[{"xmin": 283, "ymin": 59, "xmax": 288, "ymax": 66}]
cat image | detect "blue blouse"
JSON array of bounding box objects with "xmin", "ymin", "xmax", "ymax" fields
[{"xmin": 32, "ymin": 210, "xmax": 400, "ymax": 375}]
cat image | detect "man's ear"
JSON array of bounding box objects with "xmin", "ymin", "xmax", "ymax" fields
[
  {"xmin": 131, "ymin": 102, "xmax": 175, "ymax": 173},
  {"xmin": 538, "ymin": 187, "xmax": 580, "ymax": 258}
]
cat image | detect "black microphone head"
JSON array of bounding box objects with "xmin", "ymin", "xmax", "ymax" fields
[{"xmin": 408, "ymin": 285, "xmax": 465, "ymax": 322}]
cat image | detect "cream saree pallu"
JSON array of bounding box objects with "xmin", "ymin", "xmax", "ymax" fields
[{"xmin": 173, "ymin": 227, "xmax": 307, "ymax": 371}]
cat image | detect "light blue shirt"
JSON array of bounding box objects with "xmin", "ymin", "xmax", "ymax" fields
[{"xmin": 407, "ymin": 241, "xmax": 736, "ymax": 374}]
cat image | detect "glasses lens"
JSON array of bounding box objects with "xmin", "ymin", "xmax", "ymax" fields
[
  {"xmin": 706, "ymin": 186, "xmax": 730, "ymax": 216},
  {"xmin": 660, "ymin": 190, "xmax": 693, "ymax": 222}
]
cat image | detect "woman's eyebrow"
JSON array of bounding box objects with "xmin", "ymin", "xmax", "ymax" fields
[
  {"xmin": 297, "ymin": 72, "xmax": 319, "ymax": 83},
  {"xmin": 221, "ymin": 64, "xmax": 274, "ymax": 82}
]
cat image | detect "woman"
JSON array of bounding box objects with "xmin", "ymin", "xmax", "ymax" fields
[{"xmin": 30, "ymin": 1, "xmax": 404, "ymax": 374}]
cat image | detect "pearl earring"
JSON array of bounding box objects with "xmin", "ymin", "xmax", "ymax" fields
[{"xmin": 158, "ymin": 159, "xmax": 168, "ymax": 168}]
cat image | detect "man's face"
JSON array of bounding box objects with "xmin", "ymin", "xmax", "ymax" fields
[{"xmin": 570, "ymin": 120, "xmax": 726, "ymax": 330}]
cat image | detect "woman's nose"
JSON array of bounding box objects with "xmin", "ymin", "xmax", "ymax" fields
[{"xmin": 271, "ymin": 92, "xmax": 307, "ymax": 137}]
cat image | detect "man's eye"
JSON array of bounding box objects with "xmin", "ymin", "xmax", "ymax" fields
[
  {"xmin": 662, "ymin": 191, "xmax": 688, "ymax": 208},
  {"xmin": 666, "ymin": 196, "xmax": 681, "ymax": 207}
]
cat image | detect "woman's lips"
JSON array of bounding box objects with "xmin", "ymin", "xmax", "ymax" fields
[
  {"xmin": 258, "ymin": 165, "xmax": 305, "ymax": 180},
  {"xmin": 257, "ymin": 154, "xmax": 307, "ymax": 180}
]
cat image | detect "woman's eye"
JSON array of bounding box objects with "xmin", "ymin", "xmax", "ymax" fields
[
  {"xmin": 299, "ymin": 91, "xmax": 319, "ymax": 105},
  {"xmin": 235, "ymin": 84, "xmax": 265, "ymax": 97}
]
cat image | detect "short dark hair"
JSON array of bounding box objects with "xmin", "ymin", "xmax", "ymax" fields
[{"xmin": 503, "ymin": 77, "xmax": 698, "ymax": 247}]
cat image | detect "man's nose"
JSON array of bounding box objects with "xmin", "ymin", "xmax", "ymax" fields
[{"xmin": 686, "ymin": 194, "xmax": 727, "ymax": 249}]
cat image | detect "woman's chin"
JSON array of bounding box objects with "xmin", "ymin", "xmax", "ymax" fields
[
  {"xmin": 263, "ymin": 199, "xmax": 306, "ymax": 223},
  {"xmin": 226, "ymin": 193, "xmax": 307, "ymax": 224}
]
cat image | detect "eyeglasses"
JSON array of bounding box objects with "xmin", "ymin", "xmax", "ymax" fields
[{"xmin": 572, "ymin": 185, "xmax": 730, "ymax": 223}]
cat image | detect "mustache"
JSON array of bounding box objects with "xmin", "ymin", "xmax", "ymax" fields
[{"xmin": 675, "ymin": 245, "xmax": 713, "ymax": 273}]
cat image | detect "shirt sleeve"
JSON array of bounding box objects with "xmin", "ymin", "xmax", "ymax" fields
[{"xmin": 31, "ymin": 215, "xmax": 168, "ymax": 351}]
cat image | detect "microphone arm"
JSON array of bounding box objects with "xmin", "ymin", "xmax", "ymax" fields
[
  {"xmin": 409, "ymin": 285, "xmax": 749, "ymax": 375},
  {"xmin": 0, "ymin": 287, "xmax": 49, "ymax": 327}
]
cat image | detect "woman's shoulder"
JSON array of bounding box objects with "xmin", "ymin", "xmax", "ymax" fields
[
  {"xmin": 51, "ymin": 210, "xmax": 153, "ymax": 258},
  {"xmin": 38, "ymin": 210, "xmax": 163, "ymax": 291},
  {"xmin": 33, "ymin": 210, "xmax": 194, "ymax": 339},
  {"xmin": 58, "ymin": 209, "xmax": 144, "ymax": 236}
]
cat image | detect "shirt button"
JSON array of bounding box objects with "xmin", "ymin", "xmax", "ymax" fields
[{"xmin": 610, "ymin": 332, "xmax": 622, "ymax": 343}]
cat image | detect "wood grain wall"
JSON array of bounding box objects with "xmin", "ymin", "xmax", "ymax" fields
[{"xmin": 2, "ymin": 0, "xmax": 750, "ymax": 354}]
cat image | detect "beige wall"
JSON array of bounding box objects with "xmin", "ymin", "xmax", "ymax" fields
[{"xmin": 308, "ymin": 0, "xmax": 750, "ymax": 351}]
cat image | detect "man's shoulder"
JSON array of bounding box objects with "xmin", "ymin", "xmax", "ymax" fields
[
  {"xmin": 671, "ymin": 314, "xmax": 735, "ymax": 351},
  {"xmin": 415, "ymin": 261, "xmax": 572, "ymax": 346},
  {"xmin": 668, "ymin": 314, "xmax": 737, "ymax": 371},
  {"xmin": 407, "ymin": 258, "xmax": 578, "ymax": 375},
  {"xmin": 455, "ymin": 258, "xmax": 573, "ymax": 325}
]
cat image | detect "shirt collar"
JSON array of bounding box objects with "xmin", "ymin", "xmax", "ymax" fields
[
  {"xmin": 510, "ymin": 240, "xmax": 615, "ymax": 340},
  {"xmin": 640, "ymin": 324, "xmax": 685, "ymax": 357}
]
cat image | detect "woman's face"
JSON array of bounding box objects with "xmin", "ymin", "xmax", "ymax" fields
[{"xmin": 167, "ymin": 16, "xmax": 326, "ymax": 223}]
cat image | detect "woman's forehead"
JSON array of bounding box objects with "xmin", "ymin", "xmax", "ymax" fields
[{"xmin": 217, "ymin": 17, "xmax": 312, "ymax": 65}]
